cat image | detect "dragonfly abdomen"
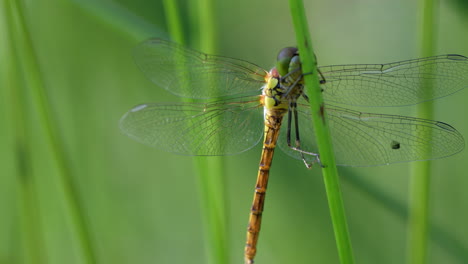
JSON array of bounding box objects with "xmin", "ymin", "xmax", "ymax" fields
[{"xmin": 245, "ymin": 109, "xmax": 286, "ymax": 264}]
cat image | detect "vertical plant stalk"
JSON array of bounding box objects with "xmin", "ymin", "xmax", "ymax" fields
[
  {"xmin": 288, "ymin": 1, "xmax": 355, "ymax": 264},
  {"xmin": 9, "ymin": 1, "xmax": 96, "ymax": 264},
  {"xmin": 162, "ymin": 0, "xmax": 185, "ymax": 44},
  {"xmin": 194, "ymin": 1, "xmax": 229, "ymax": 264},
  {"xmin": 196, "ymin": 0, "xmax": 216, "ymax": 52},
  {"xmin": 407, "ymin": 0, "xmax": 437, "ymax": 263},
  {"xmin": 161, "ymin": 1, "xmax": 229, "ymax": 264},
  {"xmin": 1, "ymin": 2, "xmax": 44, "ymax": 263}
]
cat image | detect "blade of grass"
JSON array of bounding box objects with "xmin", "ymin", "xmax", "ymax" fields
[
  {"xmin": 193, "ymin": 1, "xmax": 229, "ymax": 264},
  {"xmin": 161, "ymin": 1, "xmax": 229, "ymax": 264},
  {"xmin": 9, "ymin": 1, "xmax": 96, "ymax": 263},
  {"xmin": 1, "ymin": 2, "xmax": 44, "ymax": 263},
  {"xmin": 162, "ymin": 0, "xmax": 185, "ymax": 44},
  {"xmin": 407, "ymin": 0, "xmax": 437, "ymax": 263},
  {"xmin": 193, "ymin": 157, "xmax": 229, "ymax": 264},
  {"xmin": 288, "ymin": 1, "xmax": 355, "ymax": 263},
  {"xmin": 196, "ymin": 0, "xmax": 217, "ymax": 53}
]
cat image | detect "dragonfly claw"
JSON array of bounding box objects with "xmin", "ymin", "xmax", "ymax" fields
[
  {"xmin": 302, "ymin": 153, "xmax": 323, "ymax": 169},
  {"xmin": 316, "ymin": 155, "xmax": 325, "ymax": 168}
]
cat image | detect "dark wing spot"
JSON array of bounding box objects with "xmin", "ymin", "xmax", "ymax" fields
[{"xmin": 391, "ymin": 140, "xmax": 401, "ymax": 150}]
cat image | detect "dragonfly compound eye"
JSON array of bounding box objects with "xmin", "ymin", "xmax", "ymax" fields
[{"xmin": 277, "ymin": 47, "xmax": 298, "ymax": 76}]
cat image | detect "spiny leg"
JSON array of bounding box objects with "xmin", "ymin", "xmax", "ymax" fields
[
  {"xmin": 283, "ymin": 67, "xmax": 326, "ymax": 96},
  {"xmin": 286, "ymin": 103, "xmax": 293, "ymax": 150},
  {"xmin": 317, "ymin": 67, "xmax": 326, "ymax": 84},
  {"xmin": 300, "ymin": 68, "xmax": 326, "ymax": 85},
  {"xmin": 293, "ymin": 104, "xmax": 321, "ymax": 168},
  {"xmin": 287, "ymin": 103, "xmax": 322, "ymax": 168},
  {"xmin": 280, "ymin": 66, "xmax": 301, "ymax": 80},
  {"xmin": 283, "ymin": 73, "xmax": 303, "ymax": 97}
]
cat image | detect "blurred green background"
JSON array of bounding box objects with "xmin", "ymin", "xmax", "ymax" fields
[{"xmin": 1, "ymin": 0, "xmax": 468, "ymax": 264}]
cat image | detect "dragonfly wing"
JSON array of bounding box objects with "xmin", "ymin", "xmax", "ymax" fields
[
  {"xmin": 134, "ymin": 38, "xmax": 268, "ymax": 99},
  {"xmin": 327, "ymin": 106, "xmax": 465, "ymax": 166},
  {"xmin": 278, "ymin": 103, "xmax": 465, "ymax": 166},
  {"xmin": 319, "ymin": 54, "xmax": 468, "ymax": 107},
  {"xmin": 119, "ymin": 96, "xmax": 264, "ymax": 156}
]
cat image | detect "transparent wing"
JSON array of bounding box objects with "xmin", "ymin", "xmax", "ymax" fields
[
  {"xmin": 278, "ymin": 103, "xmax": 465, "ymax": 166},
  {"xmin": 319, "ymin": 54, "xmax": 468, "ymax": 106},
  {"xmin": 119, "ymin": 96, "xmax": 264, "ymax": 156},
  {"xmin": 134, "ymin": 38, "xmax": 268, "ymax": 99}
]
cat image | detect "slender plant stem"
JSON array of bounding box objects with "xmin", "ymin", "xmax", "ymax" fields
[
  {"xmin": 9, "ymin": 1, "xmax": 95, "ymax": 263},
  {"xmin": 161, "ymin": 1, "xmax": 229, "ymax": 264},
  {"xmin": 288, "ymin": 1, "xmax": 355, "ymax": 263},
  {"xmin": 408, "ymin": 0, "xmax": 437, "ymax": 263},
  {"xmin": 1, "ymin": 2, "xmax": 44, "ymax": 263},
  {"xmin": 193, "ymin": 157, "xmax": 229, "ymax": 264},
  {"xmin": 162, "ymin": 0, "xmax": 185, "ymax": 44},
  {"xmin": 196, "ymin": 0, "xmax": 217, "ymax": 53},
  {"xmin": 193, "ymin": 1, "xmax": 229, "ymax": 264}
]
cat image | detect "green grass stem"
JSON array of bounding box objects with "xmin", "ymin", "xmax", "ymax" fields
[
  {"xmin": 193, "ymin": 157, "xmax": 229, "ymax": 264},
  {"xmin": 196, "ymin": 0, "xmax": 217, "ymax": 53},
  {"xmin": 192, "ymin": 1, "xmax": 229, "ymax": 263},
  {"xmin": 162, "ymin": 0, "xmax": 185, "ymax": 44},
  {"xmin": 8, "ymin": 1, "xmax": 96, "ymax": 263},
  {"xmin": 288, "ymin": 1, "xmax": 355, "ymax": 263},
  {"xmin": 161, "ymin": 1, "xmax": 229, "ymax": 264},
  {"xmin": 407, "ymin": 0, "xmax": 437, "ymax": 263},
  {"xmin": 1, "ymin": 3, "xmax": 44, "ymax": 263}
]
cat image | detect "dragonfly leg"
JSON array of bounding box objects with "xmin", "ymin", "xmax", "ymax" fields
[
  {"xmin": 280, "ymin": 67, "xmax": 303, "ymax": 97},
  {"xmin": 286, "ymin": 104, "xmax": 306, "ymax": 164},
  {"xmin": 286, "ymin": 104, "xmax": 323, "ymax": 168},
  {"xmin": 286, "ymin": 103, "xmax": 293, "ymax": 148},
  {"xmin": 285, "ymin": 68, "xmax": 326, "ymax": 97},
  {"xmin": 283, "ymin": 75, "xmax": 303, "ymax": 97},
  {"xmin": 301, "ymin": 67, "xmax": 326, "ymax": 85},
  {"xmin": 280, "ymin": 66, "xmax": 301, "ymax": 80},
  {"xmin": 290, "ymin": 147, "xmax": 323, "ymax": 168},
  {"xmin": 318, "ymin": 68, "xmax": 326, "ymax": 84}
]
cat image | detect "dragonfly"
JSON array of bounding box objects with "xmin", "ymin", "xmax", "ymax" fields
[{"xmin": 120, "ymin": 38, "xmax": 467, "ymax": 264}]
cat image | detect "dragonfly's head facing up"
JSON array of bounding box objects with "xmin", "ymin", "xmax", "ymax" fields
[
  {"xmin": 277, "ymin": 47, "xmax": 303, "ymax": 86},
  {"xmin": 277, "ymin": 47, "xmax": 298, "ymax": 76}
]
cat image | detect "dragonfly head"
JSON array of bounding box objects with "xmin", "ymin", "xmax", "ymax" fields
[{"xmin": 276, "ymin": 47, "xmax": 299, "ymax": 76}]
